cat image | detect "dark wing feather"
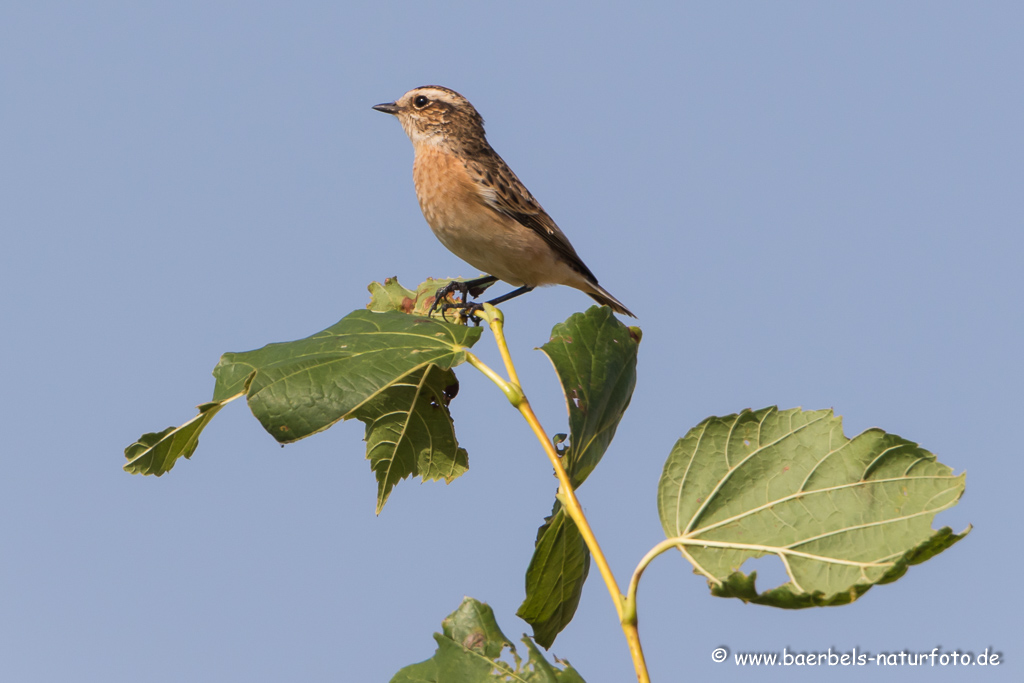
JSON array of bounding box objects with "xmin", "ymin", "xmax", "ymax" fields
[{"xmin": 464, "ymin": 152, "xmax": 598, "ymax": 283}]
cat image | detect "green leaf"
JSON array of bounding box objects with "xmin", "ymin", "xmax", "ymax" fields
[
  {"xmin": 354, "ymin": 364, "xmax": 469, "ymax": 514},
  {"xmin": 515, "ymin": 307, "xmax": 638, "ymax": 647},
  {"xmin": 212, "ymin": 309, "xmax": 481, "ymax": 443},
  {"xmin": 516, "ymin": 505, "xmax": 590, "ymax": 649},
  {"xmin": 658, "ymin": 406, "xmax": 969, "ymax": 607},
  {"xmin": 124, "ymin": 385, "xmax": 249, "ymax": 475},
  {"xmin": 367, "ymin": 277, "xmax": 418, "ymax": 314},
  {"xmin": 540, "ymin": 306, "xmax": 639, "ymax": 488},
  {"xmin": 516, "ymin": 639, "xmax": 586, "ymax": 683},
  {"xmin": 390, "ymin": 597, "xmax": 585, "ymax": 683},
  {"xmin": 125, "ymin": 304, "xmax": 480, "ymax": 498},
  {"xmin": 368, "ymin": 276, "xmax": 496, "ymax": 317}
]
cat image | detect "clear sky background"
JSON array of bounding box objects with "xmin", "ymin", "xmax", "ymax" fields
[{"xmin": 2, "ymin": 3, "xmax": 1021, "ymax": 682}]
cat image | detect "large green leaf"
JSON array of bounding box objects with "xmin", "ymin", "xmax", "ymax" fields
[
  {"xmin": 658, "ymin": 406, "xmax": 969, "ymax": 607},
  {"xmin": 212, "ymin": 309, "xmax": 481, "ymax": 443},
  {"xmin": 391, "ymin": 597, "xmax": 585, "ymax": 683},
  {"xmin": 354, "ymin": 364, "xmax": 468, "ymax": 514},
  {"xmin": 125, "ymin": 305, "xmax": 481, "ymax": 492},
  {"xmin": 540, "ymin": 306, "xmax": 639, "ymax": 488},
  {"xmin": 517, "ymin": 307, "xmax": 639, "ymax": 646},
  {"xmin": 516, "ymin": 505, "xmax": 590, "ymax": 649}
]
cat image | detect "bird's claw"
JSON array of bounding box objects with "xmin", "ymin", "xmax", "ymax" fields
[
  {"xmin": 433, "ymin": 301, "xmax": 484, "ymax": 326},
  {"xmin": 428, "ymin": 280, "xmax": 485, "ymax": 325},
  {"xmin": 428, "ymin": 281, "xmax": 467, "ymax": 317}
]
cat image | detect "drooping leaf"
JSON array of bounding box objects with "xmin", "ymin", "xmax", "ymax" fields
[
  {"xmin": 516, "ymin": 307, "xmax": 638, "ymax": 647},
  {"xmin": 658, "ymin": 406, "xmax": 969, "ymax": 607},
  {"xmin": 124, "ymin": 383, "xmax": 250, "ymax": 475},
  {"xmin": 368, "ymin": 276, "xmax": 496, "ymax": 317},
  {"xmin": 212, "ymin": 309, "xmax": 481, "ymax": 443},
  {"xmin": 540, "ymin": 306, "xmax": 639, "ymax": 488},
  {"xmin": 390, "ymin": 597, "xmax": 585, "ymax": 683},
  {"xmin": 354, "ymin": 364, "xmax": 468, "ymax": 514},
  {"xmin": 517, "ymin": 504, "xmax": 590, "ymax": 649}
]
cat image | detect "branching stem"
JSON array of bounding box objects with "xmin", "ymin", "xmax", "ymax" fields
[{"xmin": 465, "ymin": 305, "xmax": 651, "ymax": 683}]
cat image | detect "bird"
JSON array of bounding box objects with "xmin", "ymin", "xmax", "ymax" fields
[{"xmin": 372, "ymin": 85, "xmax": 635, "ymax": 318}]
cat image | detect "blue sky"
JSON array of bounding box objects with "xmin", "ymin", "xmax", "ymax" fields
[{"xmin": 2, "ymin": 3, "xmax": 1020, "ymax": 681}]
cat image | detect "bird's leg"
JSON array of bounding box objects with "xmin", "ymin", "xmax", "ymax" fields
[
  {"xmin": 429, "ymin": 275, "xmax": 499, "ymax": 318},
  {"xmin": 427, "ymin": 277, "xmax": 530, "ymax": 324},
  {"xmin": 445, "ymin": 284, "xmax": 535, "ymax": 325},
  {"xmin": 462, "ymin": 275, "xmax": 499, "ymax": 298},
  {"xmin": 484, "ymin": 285, "xmax": 534, "ymax": 307}
]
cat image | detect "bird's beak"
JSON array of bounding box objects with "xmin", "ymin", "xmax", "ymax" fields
[{"xmin": 372, "ymin": 102, "xmax": 400, "ymax": 115}]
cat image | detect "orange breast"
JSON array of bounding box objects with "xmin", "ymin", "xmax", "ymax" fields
[
  {"xmin": 409, "ymin": 143, "xmax": 566, "ymax": 286},
  {"xmin": 412, "ymin": 145, "xmax": 484, "ymax": 231}
]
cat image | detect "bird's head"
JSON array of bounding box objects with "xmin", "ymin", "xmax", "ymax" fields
[{"xmin": 373, "ymin": 86, "xmax": 485, "ymax": 146}]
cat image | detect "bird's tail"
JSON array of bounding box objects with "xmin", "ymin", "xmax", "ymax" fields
[{"xmin": 583, "ymin": 281, "xmax": 636, "ymax": 318}]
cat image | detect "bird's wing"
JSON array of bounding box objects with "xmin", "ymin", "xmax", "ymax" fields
[{"xmin": 464, "ymin": 153, "xmax": 598, "ymax": 283}]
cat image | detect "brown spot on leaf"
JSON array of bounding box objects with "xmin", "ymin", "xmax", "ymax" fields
[
  {"xmin": 401, "ymin": 297, "xmax": 415, "ymax": 313},
  {"xmin": 462, "ymin": 632, "xmax": 485, "ymax": 651}
]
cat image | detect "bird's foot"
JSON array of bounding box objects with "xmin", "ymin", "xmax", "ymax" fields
[
  {"xmin": 428, "ymin": 276, "xmax": 498, "ymax": 323},
  {"xmin": 433, "ymin": 300, "xmax": 485, "ymax": 326},
  {"xmin": 428, "ymin": 280, "xmax": 471, "ymax": 320},
  {"xmin": 460, "ymin": 302, "xmax": 485, "ymax": 326}
]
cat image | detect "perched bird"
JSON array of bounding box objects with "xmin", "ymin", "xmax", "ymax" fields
[{"xmin": 373, "ymin": 86, "xmax": 635, "ymax": 317}]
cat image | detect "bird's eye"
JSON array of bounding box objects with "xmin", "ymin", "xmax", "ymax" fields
[{"xmin": 413, "ymin": 95, "xmax": 429, "ymax": 108}]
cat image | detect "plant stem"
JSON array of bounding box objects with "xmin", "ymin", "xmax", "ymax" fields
[
  {"xmin": 626, "ymin": 538, "xmax": 681, "ymax": 614},
  {"xmin": 467, "ymin": 305, "xmax": 652, "ymax": 683}
]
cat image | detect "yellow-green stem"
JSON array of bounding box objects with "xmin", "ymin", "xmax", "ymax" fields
[
  {"xmin": 626, "ymin": 538, "xmax": 683, "ymax": 616},
  {"xmin": 468, "ymin": 305, "xmax": 651, "ymax": 683},
  {"xmin": 464, "ymin": 352, "xmax": 523, "ymax": 406},
  {"xmin": 481, "ymin": 305, "xmax": 520, "ymax": 387}
]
